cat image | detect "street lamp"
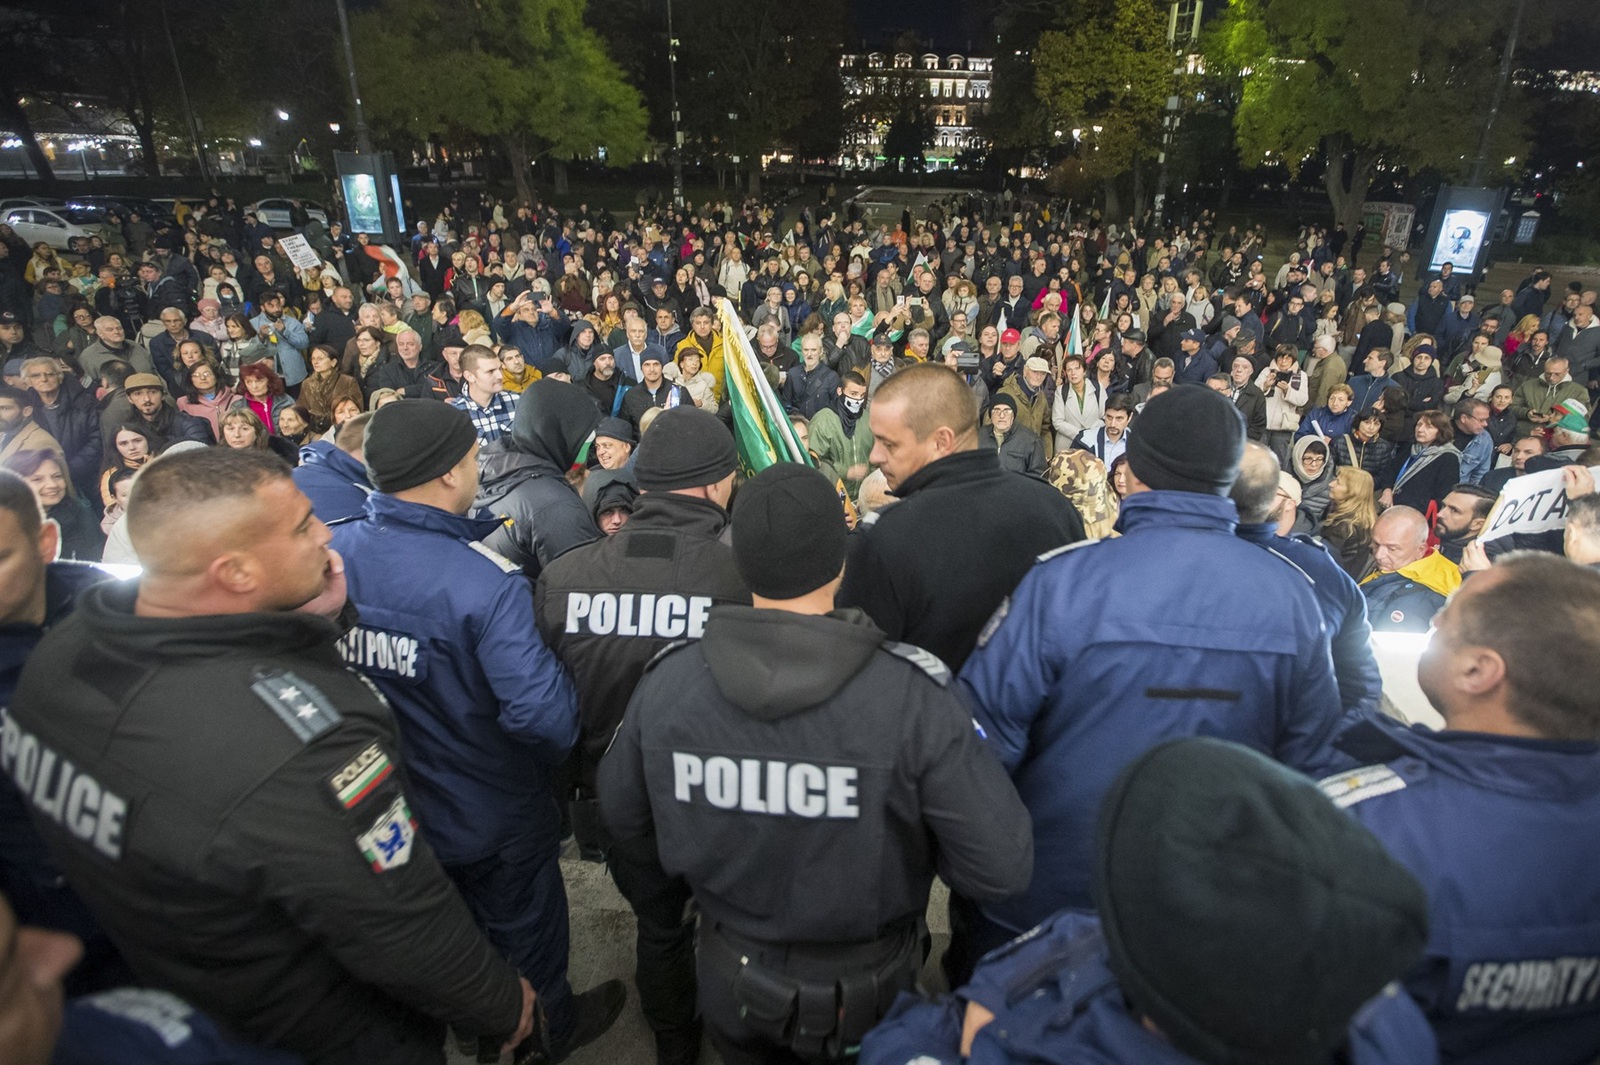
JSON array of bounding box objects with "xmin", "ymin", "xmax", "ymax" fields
[
  {"xmin": 277, "ymin": 110, "xmax": 291, "ymax": 121},
  {"xmin": 332, "ymin": 0, "xmax": 374, "ymax": 153},
  {"xmin": 667, "ymin": 0, "xmax": 684, "ymax": 208},
  {"xmin": 330, "ymin": 122, "xmax": 342, "ymax": 134}
]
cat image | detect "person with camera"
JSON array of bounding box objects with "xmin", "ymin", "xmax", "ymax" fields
[
  {"xmin": 1254, "ymin": 344, "xmax": 1310, "ymax": 467},
  {"xmin": 492, "ymin": 288, "xmax": 569, "ymax": 375}
]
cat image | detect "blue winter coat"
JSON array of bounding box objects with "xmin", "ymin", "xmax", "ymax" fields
[
  {"xmin": 290, "ymin": 441, "xmax": 372, "ymax": 524},
  {"xmin": 1324, "ymin": 713, "xmax": 1600, "ymax": 1065},
  {"xmin": 958, "ymin": 491, "xmax": 1343, "ymax": 931},
  {"xmin": 861, "ymin": 911, "xmax": 1437, "ymax": 1065},
  {"xmin": 331, "ymin": 494, "xmax": 579, "ymax": 864},
  {"xmin": 491, "ymin": 310, "xmax": 569, "ymax": 374},
  {"xmin": 1236, "ymin": 521, "xmax": 1381, "ymax": 714}
]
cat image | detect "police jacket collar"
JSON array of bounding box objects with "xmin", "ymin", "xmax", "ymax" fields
[
  {"xmin": 361, "ymin": 492, "xmax": 505, "ymax": 542},
  {"xmin": 1234, "ymin": 520, "xmax": 1280, "ymax": 545},
  {"xmin": 890, "ymin": 447, "xmax": 1001, "ymax": 499},
  {"xmin": 1113, "ymin": 490, "xmax": 1239, "ymax": 536},
  {"xmin": 628, "ymin": 492, "xmax": 730, "ymax": 538},
  {"xmin": 298, "ymin": 440, "xmax": 369, "ymax": 484},
  {"xmin": 1343, "ymin": 712, "xmax": 1600, "ymax": 803},
  {"xmin": 702, "ymin": 606, "xmax": 883, "ymax": 719},
  {"xmin": 70, "ymin": 579, "xmax": 346, "ymax": 659}
]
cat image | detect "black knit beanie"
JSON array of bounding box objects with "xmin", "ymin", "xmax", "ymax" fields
[
  {"xmin": 364, "ymin": 400, "xmax": 478, "ymax": 493},
  {"xmin": 732, "ymin": 464, "xmax": 847, "ymax": 599},
  {"xmin": 1125, "ymin": 384, "xmax": 1245, "ymax": 495},
  {"xmin": 634, "ymin": 406, "xmax": 738, "ymax": 491},
  {"xmin": 1094, "ymin": 738, "xmax": 1429, "ymax": 1065}
]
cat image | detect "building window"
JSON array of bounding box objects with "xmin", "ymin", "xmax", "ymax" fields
[
  {"xmin": 956, "ymin": 80, "xmax": 967, "ymax": 98},
  {"xmin": 924, "ymin": 54, "xmax": 939, "ymax": 70},
  {"xmin": 949, "ymin": 56, "xmax": 964, "ymax": 71},
  {"xmin": 894, "ymin": 53, "xmax": 912, "ymax": 69}
]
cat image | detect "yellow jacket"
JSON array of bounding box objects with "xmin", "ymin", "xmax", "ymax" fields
[
  {"xmin": 675, "ymin": 332, "xmax": 727, "ymax": 402},
  {"xmin": 1362, "ymin": 549, "xmax": 1462, "ymax": 598}
]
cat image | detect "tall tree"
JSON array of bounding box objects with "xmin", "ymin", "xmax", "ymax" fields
[
  {"xmin": 1034, "ymin": 0, "xmax": 1174, "ymax": 220},
  {"xmin": 354, "ymin": 0, "xmax": 648, "ymax": 201},
  {"xmin": 673, "ymin": 0, "xmax": 845, "ymax": 195},
  {"xmin": 1206, "ymin": 0, "xmax": 1535, "ymax": 230}
]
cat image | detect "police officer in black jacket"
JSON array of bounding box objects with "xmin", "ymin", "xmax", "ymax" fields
[
  {"xmin": 535, "ymin": 406, "xmax": 750, "ymax": 1065},
  {"xmin": 599, "ymin": 463, "xmax": 1033, "ymax": 1065},
  {"xmin": 4, "ymin": 449, "xmax": 535, "ymax": 1065}
]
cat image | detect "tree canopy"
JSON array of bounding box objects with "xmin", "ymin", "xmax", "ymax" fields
[{"xmin": 353, "ymin": 0, "xmax": 648, "ymax": 201}]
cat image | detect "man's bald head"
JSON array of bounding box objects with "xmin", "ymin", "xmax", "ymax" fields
[
  {"xmin": 873, "ymin": 363, "xmax": 980, "ymax": 442},
  {"xmin": 1372, "ymin": 506, "xmax": 1431, "ymax": 573},
  {"xmin": 1231, "ymin": 441, "xmax": 1283, "ymax": 524}
]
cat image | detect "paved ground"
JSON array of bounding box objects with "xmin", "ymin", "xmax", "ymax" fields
[{"xmin": 448, "ymin": 857, "xmax": 953, "ymax": 1065}]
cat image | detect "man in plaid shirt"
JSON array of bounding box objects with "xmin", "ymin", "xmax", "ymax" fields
[{"xmin": 451, "ymin": 345, "xmax": 518, "ymax": 445}]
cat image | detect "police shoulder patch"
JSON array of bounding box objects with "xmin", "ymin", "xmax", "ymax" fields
[
  {"xmin": 466, "ymin": 539, "xmax": 521, "ymax": 575},
  {"xmin": 882, "ymin": 641, "xmax": 951, "ymax": 686},
  {"xmin": 1036, "ymin": 537, "xmax": 1101, "ymax": 564},
  {"xmin": 356, "ymin": 795, "xmax": 417, "ymax": 872},
  {"xmin": 975, "ymin": 596, "xmax": 1010, "ymax": 650},
  {"xmin": 329, "ymin": 743, "xmax": 394, "ymax": 809},
  {"xmin": 251, "ymin": 670, "xmax": 343, "ymax": 743},
  {"xmin": 1319, "ymin": 764, "xmax": 1407, "ymax": 809},
  {"xmin": 644, "ymin": 639, "xmax": 694, "ymax": 673}
]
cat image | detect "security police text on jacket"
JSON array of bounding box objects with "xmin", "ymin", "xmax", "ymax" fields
[
  {"xmin": 534, "ymin": 407, "xmax": 751, "ymax": 794},
  {"xmin": 958, "ymin": 387, "xmax": 1343, "ymax": 948},
  {"xmin": 475, "ymin": 378, "xmax": 602, "ymax": 577},
  {"xmin": 599, "ymin": 464, "xmax": 1033, "ymax": 1064},
  {"xmin": 1321, "ymin": 554, "xmax": 1600, "ymax": 1065},
  {"xmin": 4, "ymin": 450, "xmax": 527, "ymax": 1065},
  {"xmin": 331, "ymin": 402, "xmax": 592, "ymax": 1042},
  {"xmin": 863, "ymin": 740, "xmax": 1435, "ymax": 1065}
]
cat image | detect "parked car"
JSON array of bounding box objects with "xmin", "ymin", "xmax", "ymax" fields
[
  {"xmin": 0, "ymin": 197, "xmax": 64, "ymax": 218},
  {"xmin": 0, "ymin": 205, "xmax": 111, "ymax": 250},
  {"xmin": 64, "ymin": 196, "xmax": 174, "ymax": 227},
  {"xmin": 246, "ymin": 198, "xmax": 330, "ymax": 230}
]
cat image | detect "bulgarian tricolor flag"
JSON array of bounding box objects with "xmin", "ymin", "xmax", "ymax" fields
[
  {"xmin": 1066, "ymin": 311, "xmax": 1084, "ymax": 358},
  {"xmin": 715, "ymin": 297, "xmax": 813, "ymax": 476}
]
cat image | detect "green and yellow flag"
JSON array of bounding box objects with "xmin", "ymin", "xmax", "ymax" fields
[{"xmin": 715, "ymin": 297, "xmax": 814, "ymax": 475}]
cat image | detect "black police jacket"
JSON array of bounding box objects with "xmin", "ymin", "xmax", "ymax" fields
[
  {"xmin": 598, "ymin": 606, "xmax": 1033, "ymax": 944},
  {"xmin": 535, "ymin": 492, "xmax": 750, "ymax": 790},
  {"xmin": 4, "ymin": 582, "xmax": 523, "ymax": 1063}
]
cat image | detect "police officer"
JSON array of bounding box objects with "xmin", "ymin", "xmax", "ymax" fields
[
  {"xmin": 1230, "ymin": 441, "xmax": 1381, "ymax": 714},
  {"xmin": 863, "ymin": 739, "xmax": 1434, "ymax": 1065},
  {"xmin": 331, "ymin": 401, "xmax": 624, "ymax": 1058},
  {"xmin": 599, "ymin": 463, "xmax": 1034, "ymax": 1065},
  {"xmin": 1322, "ymin": 553, "xmax": 1600, "ymax": 1063},
  {"xmin": 535, "ymin": 406, "xmax": 750, "ymax": 1065},
  {"xmin": 0, "ymin": 471, "xmax": 125, "ymax": 996},
  {"xmin": 956, "ymin": 386, "xmax": 1342, "ymax": 981},
  {"xmin": 4, "ymin": 449, "xmax": 535, "ymax": 1064}
]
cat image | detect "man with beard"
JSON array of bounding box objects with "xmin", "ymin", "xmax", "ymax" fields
[
  {"xmin": 1432, "ymin": 484, "xmax": 1496, "ymax": 564},
  {"xmin": 810, "ymin": 371, "xmax": 874, "ymax": 500}
]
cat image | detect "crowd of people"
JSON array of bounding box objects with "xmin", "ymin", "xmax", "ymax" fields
[{"xmin": 1, "ymin": 183, "xmax": 1599, "ymax": 1065}]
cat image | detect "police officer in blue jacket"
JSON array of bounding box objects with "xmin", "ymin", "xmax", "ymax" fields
[
  {"xmin": 331, "ymin": 401, "xmax": 624, "ymax": 1057},
  {"xmin": 1231, "ymin": 441, "xmax": 1381, "ymax": 713},
  {"xmin": 291, "ymin": 414, "xmax": 373, "ymax": 524},
  {"xmin": 1322, "ymin": 552, "xmax": 1600, "ymax": 1065},
  {"xmin": 954, "ymin": 385, "xmax": 1344, "ymax": 980},
  {"xmin": 862, "ymin": 739, "xmax": 1436, "ymax": 1065}
]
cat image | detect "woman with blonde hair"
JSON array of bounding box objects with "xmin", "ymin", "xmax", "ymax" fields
[
  {"xmin": 1503, "ymin": 313, "xmax": 1541, "ymax": 357},
  {"xmin": 1321, "ymin": 466, "xmax": 1379, "ymax": 581},
  {"xmin": 457, "ymin": 308, "xmax": 491, "ymax": 346}
]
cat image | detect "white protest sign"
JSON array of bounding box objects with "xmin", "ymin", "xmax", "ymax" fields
[
  {"xmin": 279, "ymin": 233, "xmax": 323, "ymax": 271},
  {"xmin": 1478, "ymin": 465, "xmax": 1600, "ymax": 542}
]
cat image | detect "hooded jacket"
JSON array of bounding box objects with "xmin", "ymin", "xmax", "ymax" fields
[
  {"xmin": 1361, "ymin": 551, "xmax": 1462, "ymax": 632},
  {"xmin": 535, "ymin": 493, "xmax": 749, "ymax": 790},
  {"xmin": 1291, "ymin": 435, "xmax": 1335, "ymax": 533},
  {"xmin": 1327, "ymin": 713, "xmax": 1600, "ymax": 1065},
  {"xmin": 475, "ymin": 379, "xmax": 601, "ymax": 577},
  {"xmin": 291, "ymin": 440, "xmax": 373, "ymax": 524},
  {"xmin": 597, "ymin": 606, "xmax": 1033, "ymax": 942}
]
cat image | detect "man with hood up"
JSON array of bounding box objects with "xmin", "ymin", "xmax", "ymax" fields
[
  {"xmin": 474, "ymin": 379, "xmax": 601, "ymax": 578},
  {"xmin": 563, "ymin": 319, "xmax": 602, "ymax": 381}
]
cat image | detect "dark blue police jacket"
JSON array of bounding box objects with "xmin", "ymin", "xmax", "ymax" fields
[
  {"xmin": 291, "ymin": 440, "xmax": 372, "ymax": 525},
  {"xmin": 1324, "ymin": 712, "xmax": 1600, "ymax": 1065},
  {"xmin": 860, "ymin": 910, "xmax": 1437, "ymax": 1065},
  {"xmin": 53, "ymin": 988, "xmax": 303, "ymax": 1065},
  {"xmin": 1236, "ymin": 521, "xmax": 1382, "ymax": 714},
  {"xmin": 958, "ymin": 491, "xmax": 1343, "ymax": 932},
  {"xmin": 331, "ymin": 494, "xmax": 578, "ymax": 865}
]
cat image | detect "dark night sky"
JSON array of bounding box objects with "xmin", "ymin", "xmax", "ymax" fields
[{"xmin": 849, "ymin": 0, "xmax": 996, "ymax": 53}]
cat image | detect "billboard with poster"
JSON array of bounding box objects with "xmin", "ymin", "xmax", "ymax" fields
[
  {"xmin": 1417, "ymin": 185, "xmax": 1506, "ymax": 282},
  {"xmin": 1361, "ymin": 201, "xmax": 1416, "ymax": 253},
  {"xmin": 342, "ymin": 173, "xmax": 384, "ymax": 235}
]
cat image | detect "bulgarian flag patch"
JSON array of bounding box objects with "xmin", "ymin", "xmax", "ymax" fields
[{"xmin": 330, "ymin": 743, "xmax": 394, "ymax": 809}]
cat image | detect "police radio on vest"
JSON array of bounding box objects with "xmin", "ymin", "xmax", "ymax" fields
[
  {"xmin": 565, "ymin": 593, "xmax": 714, "ymax": 638},
  {"xmin": 673, "ymin": 753, "xmax": 860, "ymax": 818}
]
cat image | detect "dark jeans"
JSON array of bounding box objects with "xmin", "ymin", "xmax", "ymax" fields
[
  {"xmin": 444, "ymin": 835, "xmax": 575, "ymax": 1041},
  {"xmin": 941, "ymin": 892, "xmax": 1018, "ymax": 990},
  {"xmin": 606, "ymin": 833, "xmax": 699, "ymax": 1041}
]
